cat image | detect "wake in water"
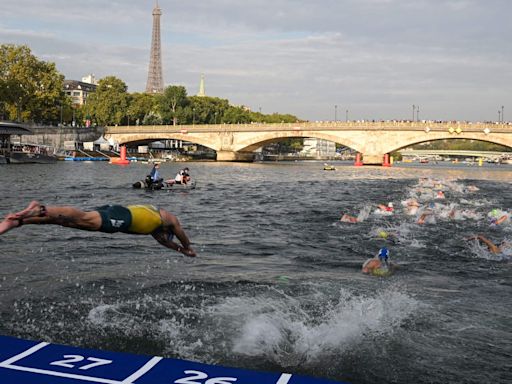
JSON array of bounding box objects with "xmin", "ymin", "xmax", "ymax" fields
[{"xmin": 212, "ymin": 286, "xmax": 419, "ymax": 367}]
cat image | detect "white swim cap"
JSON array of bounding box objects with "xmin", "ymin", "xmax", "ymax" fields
[{"xmin": 388, "ymin": 202, "xmax": 393, "ymax": 207}]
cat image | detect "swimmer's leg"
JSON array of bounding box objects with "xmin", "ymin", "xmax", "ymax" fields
[{"xmin": 1, "ymin": 203, "xmax": 102, "ymax": 234}]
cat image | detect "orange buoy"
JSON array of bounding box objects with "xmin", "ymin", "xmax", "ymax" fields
[{"xmin": 110, "ymin": 145, "xmax": 130, "ymax": 165}]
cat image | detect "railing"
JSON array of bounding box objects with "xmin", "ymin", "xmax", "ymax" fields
[{"xmin": 106, "ymin": 121, "xmax": 512, "ymax": 134}]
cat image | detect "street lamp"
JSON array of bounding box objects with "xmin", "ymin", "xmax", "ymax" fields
[
  {"xmin": 334, "ymin": 105, "xmax": 338, "ymax": 122},
  {"xmin": 346, "ymin": 109, "xmax": 348, "ymax": 122},
  {"xmin": 501, "ymin": 105, "xmax": 504, "ymax": 122},
  {"xmin": 193, "ymin": 107, "xmax": 196, "ymax": 125},
  {"xmin": 412, "ymin": 105, "xmax": 415, "ymax": 121},
  {"xmin": 416, "ymin": 106, "xmax": 420, "ymax": 122},
  {"xmin": 498, "ymin": 110, "xmax": 501, "ymax": 123}
]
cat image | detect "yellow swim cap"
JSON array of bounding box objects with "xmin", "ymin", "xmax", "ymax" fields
[{"xmin": 378, "ymin": 231, "xmax": 388, "ymax": 239}]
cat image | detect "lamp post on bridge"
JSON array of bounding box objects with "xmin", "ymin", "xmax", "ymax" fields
[
  {"xmin": 334, "ymin": 105, "xmax": 338, "ymax": 122},
  {"xmin": 498, "ymin": 110, "xmax": 501, "ymax": 123},
  {"xmin": 346, "ymin": 109, "xmax": 348, "ymax": 122},
  {"xmin": 416, "ymin": 106, "xmax": 420, "ymax": 122},
  {"xmin": 502, "ymin": 105, "xmax": 504, "ymax": 122}
]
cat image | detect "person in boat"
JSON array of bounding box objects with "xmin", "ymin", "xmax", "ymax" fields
[
  {"xmin": 166, "ymin": 167, "xmax": 191, "ymax": 185},
  {"xmin": 0, "ymin": 201, "xmax": 196, "ymax": 257},
  {"xmin": 466, "ymin": 235, "xmax": 509, "ymax": 254},
  {"xmin": 150, "ymin": 163, "xmax": 161, "ymax": 181},
  {"xmin": 149, "ymin": 163, "xmax": 164, "ymax": 187},
  {"xmin": 362, "ymin": 247, "xmax": 391, "ymax": 274}
]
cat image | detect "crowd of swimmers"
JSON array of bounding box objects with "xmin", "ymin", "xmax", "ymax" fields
[{"xmin": 339, "ymin": 177, "xmax": 511, "ymax": 275}]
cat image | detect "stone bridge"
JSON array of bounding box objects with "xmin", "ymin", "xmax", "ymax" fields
[{"xmin": 104, "ymin": 121, "xmax": 512, "ymax": 164}]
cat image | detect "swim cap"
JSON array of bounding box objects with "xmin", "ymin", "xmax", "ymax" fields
[
  {"xmin": 491, "ymin": 209, "xmax": 498, "ymax": 217},
  {"xmin": 378, "ymin": 231, "xmax": 388, "ymax": 239},
  {"xmin": 388, "ymin": 202, "xmax": 393, "ymax": 208}
]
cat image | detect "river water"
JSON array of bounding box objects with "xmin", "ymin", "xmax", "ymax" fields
[{"xmin": 0, "ymin": 161, "xmax": 511, "ymax": 384}]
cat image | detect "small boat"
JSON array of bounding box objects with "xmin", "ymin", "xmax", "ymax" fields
[
  {"xmin": 323, "ymin": 163, "xmax": 336, "ymax": 171},
  {"xmin": 8, "ymin": 143, "xmax": 57, "ymax": 164},
  {"xmin": 132, "ymin": 177, "xmax": 196, "ymax": 190}
]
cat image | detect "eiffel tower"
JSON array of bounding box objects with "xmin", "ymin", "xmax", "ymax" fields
[{"xmin": 146, "ymin": 1, "xmax": 164, "ymax": 93}]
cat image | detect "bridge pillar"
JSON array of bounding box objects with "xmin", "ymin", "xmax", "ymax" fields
[{"xmin": 216, "ymin": 151, "xmax": 255, "ymax": 162}]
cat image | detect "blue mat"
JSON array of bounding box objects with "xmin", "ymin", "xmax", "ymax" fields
[{"xmin": 0, "ymin": 335, "xmax": 347, "ymax": 384}]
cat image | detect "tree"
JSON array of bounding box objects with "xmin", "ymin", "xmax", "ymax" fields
[
  {"xmin": 159, "ymin": 85, "xmax": 189, "ymax": 125},
  {"xmin": 127, "ymin": 92, "xmax": 156, "ymax": 125},
  {"xmin": 84, "ymin": 76, "xmax": 129, "ymax": 126},
  {"xmin": 0, "ymin": 44, "xmax": 65, "ymax": 123}
]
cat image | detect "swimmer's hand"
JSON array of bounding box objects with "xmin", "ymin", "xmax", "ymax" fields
[{"xmin": 178, "ymin": 245, "xmax": 196, "ymax": 257}]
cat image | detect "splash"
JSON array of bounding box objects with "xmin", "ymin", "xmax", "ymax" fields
[{"xmin": 213, "ymin": 287, "xmax": 420, "ymax": 366}]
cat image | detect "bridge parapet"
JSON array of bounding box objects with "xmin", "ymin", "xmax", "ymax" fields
[{"xmin": 106, "ymin": 121, "xmax": 512, "ymax": 134}]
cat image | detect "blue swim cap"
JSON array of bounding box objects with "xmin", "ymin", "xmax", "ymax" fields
[{"xmin": 379, "ymin": 247, "xmax": 389, "ymax": 257}]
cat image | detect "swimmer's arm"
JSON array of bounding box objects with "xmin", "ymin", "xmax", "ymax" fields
[{"xmin": 151, "ymin": 231, "xmax": 196, "ymax": 256}]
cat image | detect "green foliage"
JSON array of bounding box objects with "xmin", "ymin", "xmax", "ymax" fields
[
  {"xmin": 84, "ymin": 76, "xmax": 129, "ymax": 125},
  {"xmin": 128, "ymin": 92, "xmax": 157, "ymax": 125},
  {"xmin": 0, "ymin": 44, "xmax": 66, "ymax": 123},
  {"xmin": 158, "ymin": 85, "xmax": 189, "ymax": 125}
]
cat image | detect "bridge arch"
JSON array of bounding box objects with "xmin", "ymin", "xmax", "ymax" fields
[
  {"xmin": 234, "ymin": 131, "xmax": 360, "ymax": 153},
  {"xmin": 104, "ymin": 133, "xmax": 219, "ymax": 152},
  {"xmin": 384, "ymin": 132, "xmax": 512, "ymax": 154}
]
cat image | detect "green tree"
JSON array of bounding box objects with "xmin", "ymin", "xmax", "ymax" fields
[
  {"xmin": 159, "ymin": 85, "xmax": 189, "ymax": 125},
  {"xmin": 84, "ymin": 76, "xmax": 129, "ymax": 126},
  {"xmin": 0, "ymin": 44, "xmax": 65, "ymax": 123},
  {"xmin": 128, "ymin": 92, "xmax": 156, "ymax": 125}
]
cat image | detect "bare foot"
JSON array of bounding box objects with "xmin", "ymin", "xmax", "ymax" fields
[
  {"xmin": 0, "ymin": 218, "xmax": 20, "ymax": 235},
  {"xmin": 10, "ymin": 201, "xmax": 42, "ymax": 219}
]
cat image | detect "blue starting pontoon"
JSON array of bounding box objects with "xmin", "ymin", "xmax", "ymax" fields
[{"xmin": 0, "ymin": 335, "xmax": 347, "ymax": 384}]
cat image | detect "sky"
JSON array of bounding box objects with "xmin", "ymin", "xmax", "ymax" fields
[{"xmin": 1, "ymin": 0, "xmax": 511, "ymax": 122}]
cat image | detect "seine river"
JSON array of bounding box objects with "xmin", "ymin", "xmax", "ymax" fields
[{"xmin": 0, "ymin": 161, "xmax": 511, "ymax": 384}]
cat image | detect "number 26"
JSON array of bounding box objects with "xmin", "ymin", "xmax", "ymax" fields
[{"xmin": 174, "ymin": 370, "xmax": 237, "ymax": 384}]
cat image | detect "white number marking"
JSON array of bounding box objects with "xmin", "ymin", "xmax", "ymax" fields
[
  {"xmin": 174, "ymin": 370, "xmax": 237, "ymax": 384},
  {"xmin": 78, "ymin": 357, "xmax": 113, "ymax": 370},
  {"xmin": 50, "ymin": 355, "xmax": 84, "ymax": 369},
  {"xmin": 50, "ymin": 355, "xmax": 112, "ymax": 370}
]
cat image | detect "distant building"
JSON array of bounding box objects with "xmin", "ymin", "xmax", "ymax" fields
[
  {"xmin": 300, "ymin": 138, "xmax": 336, "ymax": 158},
  {"xmin": 81, "ymin": 74, "xmax": 98, "ymax": 85},
  {"xmin": 63, "ymin": 79, "xmax": 97, "ymax": 106}
]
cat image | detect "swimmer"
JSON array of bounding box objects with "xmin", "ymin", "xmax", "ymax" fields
[
  {"xmin": 377, "ymin": 202, "xmax": 394, "ymax": 212},
  {"xmin": 488, "ymin": 209, "xmax": 509, "ymax": 226},
  {"xmin": 340, "ymin": 213, "xmax": 358, "ymax": 223},
  {"xmin": 0, "ymin": 201, "xmax": 196, "ymax": 257},
  {"xmin": 466, "ymin": 235, "xmax": 509, "ymax": 254},
  {"xmin": 403, "ymin": 198, "xmax": 420, "ymax": 215},
  {"xmin": 362, "ymin": 247, "xmax": 391, "ymax": 275}
]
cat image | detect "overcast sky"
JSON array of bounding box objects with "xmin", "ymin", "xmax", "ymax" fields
[{"xmin": 1, "ymin": 0, "xmax": 511, "ymax": 122}]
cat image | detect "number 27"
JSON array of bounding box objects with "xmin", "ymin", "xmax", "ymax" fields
[{"xmin": 50, "ymin": 355, "xmax": 113, "ymax": 370}]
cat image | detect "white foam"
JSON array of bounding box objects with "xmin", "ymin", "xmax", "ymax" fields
[{"xmin": 213, "ymin": 288, "xmax": 419, "ymax": 365}]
